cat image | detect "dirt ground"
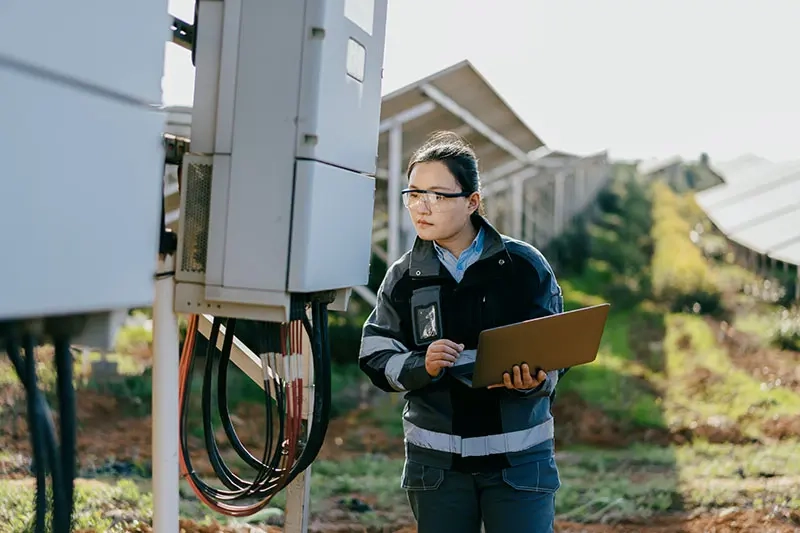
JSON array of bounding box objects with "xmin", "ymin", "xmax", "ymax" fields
[
  {"xmin": 7, "ymin": 389, "xmax": 800, "ymax": 533},
  {"xmin": 553, "ymin": 508, "xmax": 800, "ymax": 533},
  {"xmin": 714, "ymin": 318, "xmax": 800, "ymax": 394},
  {"xmin": 119, "ymin": 508, "xmax": 800, "ymax": 533},
  {"xmin": 3, "ymin": 321, "xmax": 800, "ymax": 533}
]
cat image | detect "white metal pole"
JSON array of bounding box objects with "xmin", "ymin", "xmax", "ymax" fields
[
  {"xmin": 388, "ymin": 125, "xmax": 403, "ymax": 263},
  {"xmin": 554, "ymin": 172, "xmax": 565, "ymax": 236},
  {"xmin": 387, "ymin": 124, "xmax": 403, "ymax": 264},
  {"xmin": 284, "ymin": 322, "xmax": 315, "ymax": 532},
  {"xmin": 511, "ymin": 173, "xmax": 524, "ymax": 239},
  {"xmin": 152, "ymin": 253, "xmax": 180, "ymax": 533},
  {"xmin": 796, "ymin": 265, "xmax": 799, "ymax": 301}
]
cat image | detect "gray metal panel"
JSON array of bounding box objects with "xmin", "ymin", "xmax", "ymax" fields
[
  {"xmin": 769, "ymin": 240, "xmax": 800, "ymax": 266},
  {"xmin": 189, "ymin": 0, "xmax": 224, "ymax": 154},
  {"xmin": 712, "ymin": 154, "xmax": 773, "ymax": 182},
  {"xmin": 377, "ymin": 61, "xmax": 545, "ymax": 177},
  {"xmin": 696, "ymin": 160, "xmax": 800, "ymax": 211},
  {"xmin": 0, "ymin": 0, "xmax": 167, "ymax": 104},
  {"xmin": 730, "ymin": 208, "xmax": 800, "ymax": 252},
  {"xmin": 711, "ymin": 174, "xmax": 800, "ymax": 232},
  {"xmin": 0, "ymin": 67, "xmax": 163, "ymax": 319},
  {"xmin": 222, "ymin": 0, "xmax": 306, "ymax": 292},
  {"xmin": 288, "ymin": 161, "xmax": 375, "ymax": 292},
  {"xmin": 295, "ymin": 0, "xmax": 388, "ymax": 175}
]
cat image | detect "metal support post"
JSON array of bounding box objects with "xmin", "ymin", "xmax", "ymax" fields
[
  {"xmin": 387, "ymin": 124, "xmax": 403, "ymax": 264},
  {"xmin": 152, "ymin": 254, "xmax": 181, "ymax": 533},
  {"xmin": 284, "ymin": 321, "xmax": 314, "ymax": 532},
  {"xmin": 796, "ymin": 265, "xmax": 799, "ymax": 302},
  {"xmin": 553, "ymin": 172, "xmax": 565, "ymax": 236},
  {"xmin": 511, "ymin": 173, "xmax": 524, "ymax": 239}
]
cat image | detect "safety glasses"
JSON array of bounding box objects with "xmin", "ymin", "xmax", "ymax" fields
[{"xmin": 401, "ymin": 189, "xmax": 471, "ymax": 213}]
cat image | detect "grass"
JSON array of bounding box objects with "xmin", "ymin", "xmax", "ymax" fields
[
  {"xmin": 662, "ymin": 313, "xmax": 800, "ymax": 437},
  {"xmin": 556, "ymin": 309, "xmax": 666, "ymax": 430},
  {"xmin": 1, "ymin": 442, "xmax": 798, "ymax": 530},
  {"xmin": 0, "ymin": 478, "xmax": 153, "ymax": 533},
  {"xmin": 3, "ymin": 174, "xmax": 799, "ymax": 529},
  {"xmin": 650, "ymin": 183, "xmax": 722, "ymax": 313}
]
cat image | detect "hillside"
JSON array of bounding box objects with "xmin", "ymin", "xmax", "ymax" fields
[{"xmin": 0, "ymin": 167, "xmax": 799, "ymax": 532}]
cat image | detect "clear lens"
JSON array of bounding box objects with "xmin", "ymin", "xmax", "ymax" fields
[{"xmin": 402, "ymin": 191, "xmax": 457, "ymax": 213}]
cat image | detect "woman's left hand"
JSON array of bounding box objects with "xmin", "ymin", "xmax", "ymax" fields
[{"xmin": 488, "ymin": 363, "xmax": 546, "ymax": 391}]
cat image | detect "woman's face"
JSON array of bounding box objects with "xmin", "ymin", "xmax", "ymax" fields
[{"xmin": 406, "ymin": 161, "xmax": 480, "ymax": 241}]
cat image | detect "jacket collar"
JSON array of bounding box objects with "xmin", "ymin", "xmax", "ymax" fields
[{"xmin": 408, "ymin": 214, "xmax": 508, "ymax": 279}]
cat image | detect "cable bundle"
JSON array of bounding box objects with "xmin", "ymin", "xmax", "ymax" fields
[
  {"xmin": 2, "ymin": 334, "xmax": 76, "ymax": 533},
  {"xmin": 178, "ymin": 299, "xmax": 332, "ymax": 516}
]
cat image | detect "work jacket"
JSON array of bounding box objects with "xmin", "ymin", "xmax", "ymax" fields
[{"xmin": 359, "ymin": 215, "xmax": 566, "ymax": 475}]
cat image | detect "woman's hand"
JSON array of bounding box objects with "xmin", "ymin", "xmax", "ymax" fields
[
  {"xmin": 488, "ymin": 363, "xmax": 546, "ymax": 390},
  {"xmin": 425, "ymin": 339, "xmax": 464, "ymax": 377}
]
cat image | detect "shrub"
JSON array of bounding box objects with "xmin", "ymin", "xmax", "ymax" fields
[
  {"xmin": 114, "ymin": 324, "xmax": 152, "ymax": 358},
  {"xmin": 773, "ymin": 307, "xmax": 800, "ymax": 352},
  {"xmin": 547, "ymin": 173, "xmax": 655, "ymax": 309},
  {"xmin": 650, "ymin": 183, "xmax": 723, "ymax": 315}
]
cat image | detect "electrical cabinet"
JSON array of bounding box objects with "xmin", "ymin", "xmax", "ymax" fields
[
  {"xmin": 176, "ymin": 0, "xmax": 388, "ymax": 322},
  {"xmin": 0, "ymin": 1, "xmax": 167, "ymax": 348}
]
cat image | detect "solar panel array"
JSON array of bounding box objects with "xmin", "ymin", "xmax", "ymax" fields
[{"xmin": 695, "ymin": 159, "xmax": 800, "ymax": 266}]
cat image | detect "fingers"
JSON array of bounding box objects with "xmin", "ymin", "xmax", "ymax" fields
[
  {"xmin": 426, "ymin": 359, "xmax": 453, "ymax": 373},
  {"xmin": 513, "ymin": 365, "xmax": 523, "ymax": 388},
  {"xmin": 494, "ymin": 365, "xmax": 548, "ymax": 390},
  {"xmin": 425, "ymin": 340, "xmax": 465, "ymax": 376},
  {"xmin": 428, "ymin": 352, "xmax": 457, "ymax": 364},
  {"xmin": 433, "ymin": 339, "xmax": 465, "ymax": 351},
  {"xmin": 430, "ymin": 339, "xmax": 464, "ymax": 357}
]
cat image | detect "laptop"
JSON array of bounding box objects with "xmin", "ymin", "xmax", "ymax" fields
[{"xmin": 449, "ymin": 303, "xmax": 610, "ymax": 388}]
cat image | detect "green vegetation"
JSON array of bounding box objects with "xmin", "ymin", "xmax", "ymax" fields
[
  {"xmin": 549, "ymin": 167, "xmax": 653, "ymax": 309},
  {"xmin": 650, "ymin": 183, "xmax": 722, "ymax": 315},
  {"xmin": 662, "ymin": 313, "xmax": 800, "ymax": 437},
  {"xmin": 1, "ymin": 163, "xmax": 798, "ymax": 531},
  {"xmin": 773, "ymin": 307, "xmax": 800, "ymax": 351},
  {"xmin": 2, "ymin": 440, "xmax": 798, "ymax": 530}
]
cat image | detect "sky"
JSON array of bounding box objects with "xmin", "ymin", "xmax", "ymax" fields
[{"xmin": 163, "ymin": 0, "xmax": 799, "ymax": 164}]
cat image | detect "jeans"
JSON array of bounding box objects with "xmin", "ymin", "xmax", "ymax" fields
[{"xmin": 403, "ymin": 457, "xmax": 559, "ymax": 533}]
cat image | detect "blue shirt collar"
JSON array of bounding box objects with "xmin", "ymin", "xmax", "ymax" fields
[{"xmin": 433, "ymin": 226, "xmax": 485, "ymax": 283}]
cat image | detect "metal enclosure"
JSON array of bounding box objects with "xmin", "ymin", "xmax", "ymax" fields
[
  {"xmin": 176, "ymin": 0, "xmax": 388, "ymax": 322},
  {"xmin": 0, "ymin": 1, "xmax": 167, "ymax": 348}
]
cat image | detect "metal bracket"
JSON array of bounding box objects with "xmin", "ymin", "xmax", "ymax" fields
[{"xmin": 171, "ymin": 17, "xmax": 195, "ymax": 51}]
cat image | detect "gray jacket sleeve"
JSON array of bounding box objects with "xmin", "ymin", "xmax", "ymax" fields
[
  {"xmin": 505, "ymin": 242, "xmax": 567, "ymax": 399},
  {"xmin": 359, "ymin": 269, "xmax": 433, "ymax": 393}
]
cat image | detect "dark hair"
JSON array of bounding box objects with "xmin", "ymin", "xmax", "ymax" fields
[{"xmin": 406, "ymin": 131, "xmax": 485, "ymax": 215}]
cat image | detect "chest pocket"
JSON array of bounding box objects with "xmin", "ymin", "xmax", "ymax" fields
[{"xmin": 410, "ymin": 285, "xmax": 444, "ymax": 346}]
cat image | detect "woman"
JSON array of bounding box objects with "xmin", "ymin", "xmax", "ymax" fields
[{"xmin": 359, "ymin": 131, "xmax": 567, "ymax": 533}]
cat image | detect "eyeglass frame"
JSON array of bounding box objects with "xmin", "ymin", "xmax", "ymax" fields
[{"xmin": 400, "ymin": 188, "xmax": 474, "ymax": 211}]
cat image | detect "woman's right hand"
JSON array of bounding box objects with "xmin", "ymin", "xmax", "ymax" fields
[{"xmin": 425, "ymin": 339, "xmax": 464, "ymax": 377}]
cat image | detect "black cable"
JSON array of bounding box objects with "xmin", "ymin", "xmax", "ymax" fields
[
  {"xmin": 54, "ymin": 337, "xmax": 76, "ymax": 530},
  {"xmin": 180, "ymin": 320, "xmax": 289, "ymax": 503},
  {"xmin": 201, "ymin": 318, "xmax": 236, "ymax": 488},
  {"xmin": 4, "ymin": 337, "xmax": 69, "ymax": 533},
  {"xmin": 217, "ymin": 320, "xmax": 291, "ymax": 500},
  {"xmin": 7, "ymin": 337, "xmax": 46, "ymax": 533},
  {"xmin": 218, "ymin": 318, "xmax": 274, "ymax": 470},
  {"xmin": 200, "ymin": 318, "xmax": 278, "ymax": 496},
  {"xmin": 285, "ymin": 301, "xmax": 332, "ymax": 482},
  {"xmin": 179, "ymin": 298, "xmax": 334, "ymax": 513}
]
